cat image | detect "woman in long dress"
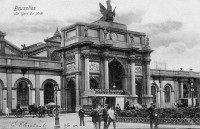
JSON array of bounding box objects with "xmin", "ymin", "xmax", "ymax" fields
[{"xmin": 5, "ymin": 107, "xmax": 9, "ymax": 117}]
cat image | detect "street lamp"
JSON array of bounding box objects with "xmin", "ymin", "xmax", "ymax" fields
[
  {"xmin": 54, "ymin": 83, "xmax": 60, "ymax": 129},
  {"xmin": 113, "ymin": 83, "xmax": 116, "ymax": 89}
]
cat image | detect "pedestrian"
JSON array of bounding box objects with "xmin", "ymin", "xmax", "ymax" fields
[
  {"xmin": 124, "ymin": 101, "xmax": 130, "ymax": 110},
  {"xmin": 91, "ymin": 106, "xmax": 99, "ymax": 129},
  {"xmin": 96, "ymin": 104, "xmax": 103, "ymax": 129},
  {"xmin": 102, "ymin": 104, "xmax": 108, "ymax": 129},
  {"xmin": 5, "ymin": 107, "xmax": 9, "ymax": 117},
  {"xmin": 115, "ymin": 104, "xmax": 121, "ymax": 116},
  {"xmin": 78, "ymin": 106, "xmax": 85, "ymax": 126},
  {"xmin": 107, "ymin": 106, "xmax": 116, "ymax": 129},
  {"xmin": 146, "ymin": 103, "xmax": 158, "ymax": 129},
  {"xmin": 131, "ymin": 104, "xmax": 135, "ymax": 110}
]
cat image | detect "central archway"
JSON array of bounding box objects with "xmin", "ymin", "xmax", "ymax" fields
[
  {"xmin": 109, "ymin": 60, "xmax": 125, "ymax": 89},
  {"xmin": 66, "ymin": 80, "xmax": 76, "ymax": 113}
]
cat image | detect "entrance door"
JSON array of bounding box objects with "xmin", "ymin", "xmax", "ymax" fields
[
  {"xmin": 44, "ymin": 82, "xmax": 54, "ymax": 105},
  {"xmin": 105, "ymin": 97, "xmax": 115, "ymax": 108},
  {"xmin": 66, "ymin": 80, "xmax": 76, "ymax": 113},
  {"xmin": 136, "ymin": 79, "xmax": 143, "ymax": 104},
  {"xmin": 17, "ymin": 81, "xmax": 29, "ymax": 107}
]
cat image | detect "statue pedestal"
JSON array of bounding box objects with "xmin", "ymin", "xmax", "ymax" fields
[
  {"xmin": 143, "ymin": 94, "xmax": 153, "ymax": 108},
  {"xmin": 127, "ymin": 95, "xmax": 138, "ymax": 105},
  {"xmin": 92, "ymin": 20, "xmax": 127, "ymax": 30}
]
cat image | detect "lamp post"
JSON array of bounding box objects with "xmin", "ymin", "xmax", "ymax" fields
[{"xmin": 54, "ymin": 83, "xmax": 60, "ymax": 129}]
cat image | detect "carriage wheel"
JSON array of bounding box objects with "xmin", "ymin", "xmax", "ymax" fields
[
  {"xmin": 22, "ymin": 111, "xmax": 25, "ymax": 117},
  {"xmin": 16, "ymin": 111, "xmax": 22, "ymax": 118}
]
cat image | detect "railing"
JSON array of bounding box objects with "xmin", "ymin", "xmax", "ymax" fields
[
  {"xmin": 116, "ymin": 117, "xmax": 200, "ymax": 125},
  {"xmin": 0, "ymin": 57, "xmax": 62, "ymax": 70}
]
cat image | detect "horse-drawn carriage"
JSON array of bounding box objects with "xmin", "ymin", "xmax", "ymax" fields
[{"xmin": 12, "ymin": 103, "xmax": 60, "ymax": 118}]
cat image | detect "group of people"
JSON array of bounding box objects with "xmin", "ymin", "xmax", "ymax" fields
[
  {"xmin": 79, "ymin": 104, "xmax": 121, "ymax": 129},
  {"xmin": 91, "ymin": 104, "xmax": 116, "ymax": 129}
]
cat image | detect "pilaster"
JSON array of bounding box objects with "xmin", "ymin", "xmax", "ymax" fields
[
  {"xmin": 6, "ymin": 69, "xmax": 12, "ymax": 110},
  {"xmin": 143, "ymin": 56, "xmax": 153, "ymax": 107},
  {"xmin": 35, "ymin": 72, "xmax": 40, "ymax": 107}
]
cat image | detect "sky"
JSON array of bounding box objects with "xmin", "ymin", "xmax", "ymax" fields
[{"xmin": 0, "ymin": 0, "xmax": 200, "ymax": 71}]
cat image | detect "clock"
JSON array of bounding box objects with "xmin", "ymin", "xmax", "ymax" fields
[{"xmin": 111, "ymin": 33, "xmax": 118, "ymax": 41}]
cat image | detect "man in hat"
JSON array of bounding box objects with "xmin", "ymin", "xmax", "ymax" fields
[
  {"xmin": 78, "ymin": 106, "xmax": 85, "ymax": 126},
  {"xmin": 102, "ymin": 104, "xmax": 108, "ymax": 129},
  {"xmin": 147, "ymin": 103, "xmax": 158, "ymax": 129}
]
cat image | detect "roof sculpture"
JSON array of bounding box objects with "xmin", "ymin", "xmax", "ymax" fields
[{"xmin": 99, "ymin": 0, "xmax": 116, "ymax": 22}]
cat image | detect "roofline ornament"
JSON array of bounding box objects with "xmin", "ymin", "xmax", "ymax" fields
[{"xmin": 99, "ymin": 0, "xmax": 116, "ymax": 22}]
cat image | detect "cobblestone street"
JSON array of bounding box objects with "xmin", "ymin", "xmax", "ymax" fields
[{"xmin": 0, "ymin": 113, "xmax": 200, "ymax": 129}]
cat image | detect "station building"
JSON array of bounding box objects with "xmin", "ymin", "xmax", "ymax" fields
[{"xmin": 0, "ymin": 6, "xmax": 200, "ymax": 113}]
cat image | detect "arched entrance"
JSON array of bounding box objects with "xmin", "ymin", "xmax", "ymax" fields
[
  {"xmin": 17, "ymin": 81, "xmax": 29, "ymax": 106},
  {"xmin": 136, "ymin": 79, "xmax": 143, "ymax": 104},
  {"xmin": 66, "ymin": 80, "xmax": 76, "ymax": 113},
  {"xmin": 109, "ymin": 60, "xmax": 125, "ymax": 89},
  {"xmin": 44, "ymin": 82, "xmax": 54, "ymax": 105}
]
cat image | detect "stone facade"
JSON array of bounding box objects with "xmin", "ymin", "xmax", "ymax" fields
[
  {"xmin": 0, "ymin": 29, "xmax": 62, "ymax": 112},
  {"xmin": 0, "ymin": 21, "xmax": 199, "ymax": 113}
]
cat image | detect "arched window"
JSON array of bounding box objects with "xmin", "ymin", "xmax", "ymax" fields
[
  {"xmin": 194, "ymin": 85, "xmax": 198, "ymax": 98},
  {"xmin": 151, "ymin": 85, "xmax": 157, "ymax": 104},
  {"xmin": 183, "ymin": 84, "xmax": 188, "ymax": 98},
  {"xmin": 44, "ymin": 82, "xmax": 54, "ymax": 105},
  {"xmin": 164, "ymin": 86, "xmax": 170, "ymax": 103},
  {"xmin": 17, "ymin": 81, "xmax": 29, "ymax": 106},
  {"xmin": 109, "ymin": 60, "xmax": 125, "ymax": 90}
]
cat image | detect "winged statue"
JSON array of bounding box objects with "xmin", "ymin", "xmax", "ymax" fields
[{"xmin": 99, "ymin": 0, "xmax": 116, "ymax": 22}]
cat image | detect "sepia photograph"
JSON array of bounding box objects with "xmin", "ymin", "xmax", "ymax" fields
[{"xmin": 0, "ymin": 0, "xmax": 200, "ymax": 129}]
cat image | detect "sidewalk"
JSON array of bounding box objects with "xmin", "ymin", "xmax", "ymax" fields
[{"xmin": 1, "ymin": 113, "xmax": 200, "ymax": 129}]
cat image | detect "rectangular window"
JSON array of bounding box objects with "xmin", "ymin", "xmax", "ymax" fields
[
  {"xmin": 88, "ymin": 29, "xmax": 98, "ymax": 38},
  {"xmin": 66, "ymin": 30, "xmax": 76, "ymax": 39},
  {"xmin": 134, "ymin": 36, "xmax": 141, "ymax": 44},
  {"xmin": 117, "ymin": 34, "xmax": 125, "ymax": 41}
]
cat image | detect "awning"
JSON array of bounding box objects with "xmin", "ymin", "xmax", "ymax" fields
[{"xmin": 95, "ymin": 94, "xmax": 128, "ymax": 97}]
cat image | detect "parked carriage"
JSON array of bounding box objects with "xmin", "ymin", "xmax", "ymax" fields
[{"xmin": 12, "ymin": 103, "xmax": 60, "ymax": 118}]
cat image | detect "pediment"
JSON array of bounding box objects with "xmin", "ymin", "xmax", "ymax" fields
[
  {"xmin": 32, "ymin": 51, "xmax": 47, "ymax": 57},
  {"xmin": 5, "ymin": 47, "xmax": 18, "ymax": 55},
  {"xmin": 4, "ymin": 44, "xmax": 22, "ymax": 56}
]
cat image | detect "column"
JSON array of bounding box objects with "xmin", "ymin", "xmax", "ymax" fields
[
  {"xmin": 104, "ymin": 59, "xmax": 109, "ymax": 89},
  {"xmin": 157, "ymin": 89, "xmax": 161, "ymax": 108},
  {"xmin": 160, "ymin": 81, "xmax": 164, "ymax": 108},
  {"xmin": 35, "ymin": 73, "xmax": 40, "ymax": 107},
  {"xmin": 85, "ymin": 55, "xmax": 90, "ymax": 90},
  {"xmin": 180, "ymin": 81, "xmax": 183, "ymax": 98},
  {"xmin": 131, "ymin": 62, "xmax": 136, "ymax": 96},
  {"xmin": 6, "ymin": 71, "xmax": 12, "ymax": 110},
  {"xmin": 174, "ymin": 80, "xmax": 179, "ymax": 105},
  {"xmin": 12, "ymin": 89, "xmax": 17, "ymax": 109},
  {"xmin": 3, "ymin": 89, "xmax": 7, "ymax": 112},
  {"xmin": 146, "ymin": 61, "xmax": 151, "ymax": 96},
  {"xmin": 143, "ymin": 57, "xmax": 153, "ymax": 107},
  {"xmin": 75, "ymin": 53, "xmax": 80, "ymax": 111},
  {"xmin": 171, "ymin": 91, "xmax": 175, "ymax": 107}
]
